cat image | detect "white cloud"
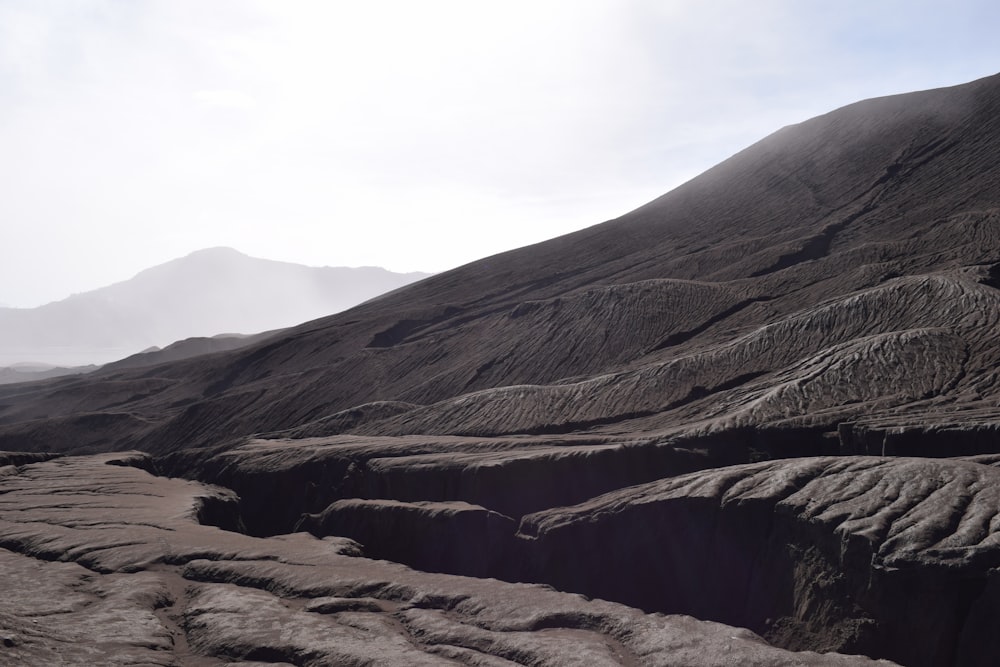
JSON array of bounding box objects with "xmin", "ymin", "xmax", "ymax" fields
[{"xmin": 193, "ymin": 89, "xmax": 257, "ymax": 110}]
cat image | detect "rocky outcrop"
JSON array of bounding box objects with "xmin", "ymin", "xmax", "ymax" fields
[
  {"xmin": 298, "ymin": 499, "xmax": 516, "ymax": 578},
  {"xmin": 181, "ymin": 438, "xmax": 1000, "ymax": 666},
  {"xmin": 517, "ymin": 456, "xmax": 1000, "ymax": 667},
  {"xmin": 0, "ymin": 454, "xmax": 890, "ymax": 666},
  {"xmin": 0, "ymin": 450, "xmax": 59, "ymax": 467},
  {"xmin": 171, "ymin": 434, "xmax": 732, "ymax": 535}
]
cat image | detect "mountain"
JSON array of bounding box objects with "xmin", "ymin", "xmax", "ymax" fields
[
  {"xmin": 98, "ymin": 331, "xmax": 280, "ymax": 373},
  {"xmin": 2, "ymin": 74, "xmax": 1000, "ymax": 665},
  {"xmin": 0, "ymin": 362, "xmax": 99, "ymax": 385},
  {"xmin": 0, "ymin": 333, "xmax": 277, "ymax": 385},
  {"xmin": 0, "ymin": 247, "xmax": 431, "ymax": 367}
]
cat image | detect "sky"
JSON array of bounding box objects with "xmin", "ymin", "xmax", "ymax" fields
[{"xmin": 2, "ymin": 1, "xmax": 999, "ymax": 308}]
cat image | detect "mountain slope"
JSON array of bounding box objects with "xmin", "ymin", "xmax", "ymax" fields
[
  {"xmin": 3, "ymin": 73, "xmax": 1000, "ymax": 664},
  {"xmin": 4, "ymin": 73, "xmax": 998, "ymax": 453},
  {"xmin": 0, "ymin": 247, "xmax": 430, "ymax": 366}
]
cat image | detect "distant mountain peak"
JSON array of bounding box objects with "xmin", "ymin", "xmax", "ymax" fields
[
  {"xmin": 184, "ymin": 246, "xmax": 245, "ymax": 258},
  {"xmin": 0, "ymin": 251, "xmax": 431, "ymax": 367}
]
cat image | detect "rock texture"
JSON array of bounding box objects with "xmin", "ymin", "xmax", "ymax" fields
[
  {"xmin": 171, "ymin": 435, "xmax": 716, "ymax": 535},
  {"xmin": 0, "ymin": 454, "xmax": 888, "ymax": 666},
  {"xmin": 518, "ymin": 456, "xmax": 1000, "ymax": 666},
  {"xmin": 172, "ymin": 438, "xmax": 1000, "ymax": 666}
]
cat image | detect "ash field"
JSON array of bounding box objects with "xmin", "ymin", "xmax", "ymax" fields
[{"xmin": 3, "ymin": 73, "xmax": 1000, "ymax": 666}]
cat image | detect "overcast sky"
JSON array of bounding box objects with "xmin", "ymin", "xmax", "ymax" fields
[{"xmin": 2, "ymin": 0, "xmax": 999, "ymax": 307}]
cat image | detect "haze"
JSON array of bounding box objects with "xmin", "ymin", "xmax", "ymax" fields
[{"xmin": 2, "ymin": 0, "xmax": 998, "ymax": 308}]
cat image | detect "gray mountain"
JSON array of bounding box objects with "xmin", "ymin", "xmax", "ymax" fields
[
  {"xmin": 0, "ymin": 247, "xmax": 430, "ymax": 366},
  {"xmin": 0, "ymin": 362, "xmax": 99, "ymax": 385}
]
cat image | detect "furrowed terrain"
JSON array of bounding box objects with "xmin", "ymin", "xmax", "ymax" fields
[{"xmin": 2, "ymin": 73, "xmax": 1000, "ymax": 665}]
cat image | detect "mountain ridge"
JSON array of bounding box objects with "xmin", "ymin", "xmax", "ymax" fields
[
  {"xmin": 0, "ymin": 247, "xmax": 431, "ymax": 367},
  {"xmin": 2, "ymin": 73, "xmax": 1000, "ymax": 664},
  {"xmin": 4, "ymin": 73, "xmax": 1000, "ymax": 451}
]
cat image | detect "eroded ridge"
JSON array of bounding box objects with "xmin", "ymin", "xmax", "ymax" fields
[
  {"xmin": 519, "ymin": 456, "xmax": 1000, "ymax": 667},
  {"xmin": 0, "ymin": 454, "xmax": 890, "ymax": 666},
  {"xmin": 341, "ymin": 274, "xmax": 996, "ymax": 438}
]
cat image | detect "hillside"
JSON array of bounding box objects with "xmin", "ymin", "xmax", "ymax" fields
[
  {"xmin": 4, "ymin": 74, "xmax": 999, "ymax": 455},
  {"xmin": 0, "ymin": 362, "xmax": 98, "ymax": 385},
  {"xmin": 1, "ymin": 73, "xmax": 1000, "ymax": 665}
]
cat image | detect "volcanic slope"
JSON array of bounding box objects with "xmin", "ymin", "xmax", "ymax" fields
[
  {"xmin": 2, "ymin": 74, "xmax": 1000, "ymax": 665},
  {"xmin": 2, "ymin": 73, "xmax": 1000, "ymax": 454}
]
